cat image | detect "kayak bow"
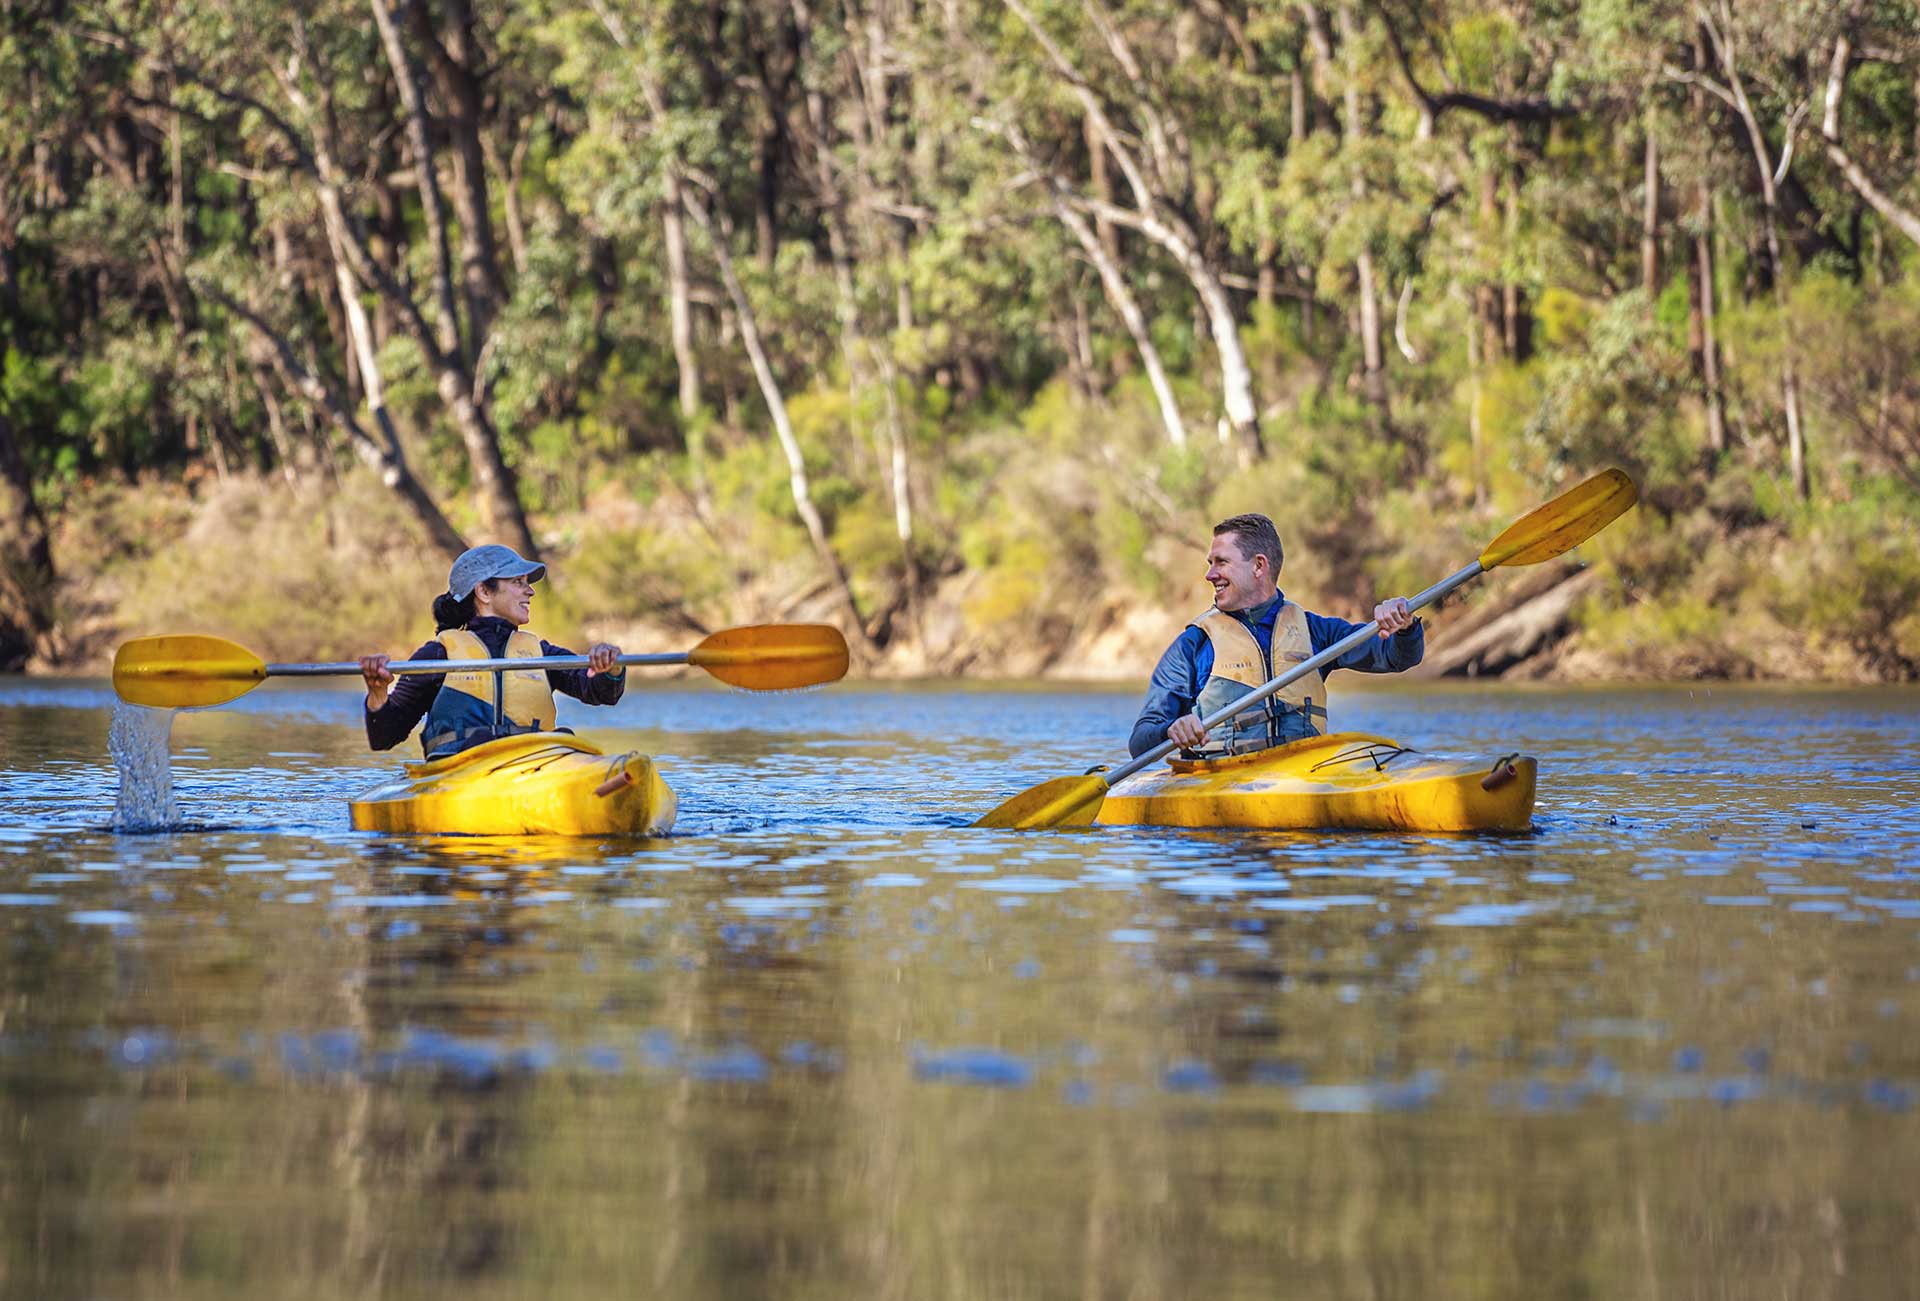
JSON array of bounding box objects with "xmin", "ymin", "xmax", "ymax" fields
[{"xmin": 348, "ymin": 733, "xmax": 677, "ymax": 836}]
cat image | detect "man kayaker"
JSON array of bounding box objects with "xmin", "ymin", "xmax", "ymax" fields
[
  {"xmin": 1129, "ymin": 513, "xmax": 1423, "ymax": 758},
  {"xmin": 359, "ymin": 544, "xmax": 627, "ymax": 758}
]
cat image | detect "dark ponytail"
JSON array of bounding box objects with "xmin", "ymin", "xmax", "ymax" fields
[{"xmin": 433, "ymin": 590, "xmax": 476, "ymax": 631}]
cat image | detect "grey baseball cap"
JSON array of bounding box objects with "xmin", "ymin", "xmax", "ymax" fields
[{"xmin": 447, "ymin": 544, "xmax": 546, "ymax": 600}]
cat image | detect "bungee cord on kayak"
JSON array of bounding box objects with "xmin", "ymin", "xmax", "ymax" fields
[{"xmin": 1306, "ymin": 741, "xmax": 1413, "ymax": 775}]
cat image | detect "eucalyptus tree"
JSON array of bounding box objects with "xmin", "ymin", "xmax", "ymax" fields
[
  {"xmin": 1684, "ymin": 1, "xmax": 1817, "ymax": 498},
  {"xmin": 1586, "ymin": 0, "xmax": 1860, "ymax": 500},
  {"xmin": 1818, "ymin": 1, "xmax": 1920, "ymax": 250},
  {"xmin": 543, "ymin": 0, "xmax": 891, "ymax": 651},
  {"xmin": 60, "ymin": 0, "xmax": 564, "ymax": 558},
  {"xmin": 977, "ymin": 0, "xmax": 1270, "ymax": 465},
  {"xmin": 0, "ymin": 413, "xmax": 55, "ymax": 668},
  {"xmin": 789, "ymin": 0, "xmax": 928, "ymax": 595},
  {"xmin": 0, "ymin": 9, "xmax": 69, "ymax": 664}
]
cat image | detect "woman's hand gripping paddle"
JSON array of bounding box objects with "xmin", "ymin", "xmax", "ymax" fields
[
  {"xmin": 111, "ymin": 624, "xmax": 852, "ymax": 709},
  {"xmin": 973, "ymin": 468, "xmax": 1639, "ymax": 829}
]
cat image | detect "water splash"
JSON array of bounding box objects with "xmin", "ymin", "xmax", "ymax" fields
[{"xmin": 110, "ymin": 701, "xmax": 180, "ymax": 831}]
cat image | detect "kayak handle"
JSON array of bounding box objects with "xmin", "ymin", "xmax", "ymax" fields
[
  {"xmin": 594, "ymin": 771, "xmax": 636, "ymax": 798},
  {"xmin": 1481, "ymin": 753, "xmax": 1521, "ymax": 791}
]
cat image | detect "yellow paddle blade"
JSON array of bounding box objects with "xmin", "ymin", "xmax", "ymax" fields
[
  {"xmin": 1478, "ymin": 467, "xmax": 1639, "ymax": 570},
  {"xmin": 112, "ymin": 634, "xmax": 267, "ymax": 709},
  {"xmin": 973, "ymin": 773, "xmax": 1110, "ymax": 829},
  {"xmin": 686, "ymin": 623, "xmax": 851, "ymax": 691}
]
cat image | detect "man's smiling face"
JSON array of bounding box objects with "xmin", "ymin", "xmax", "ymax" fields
[{"xmin": 1205, "ymin": 533, "xmax": 1274, "ymax": 613}]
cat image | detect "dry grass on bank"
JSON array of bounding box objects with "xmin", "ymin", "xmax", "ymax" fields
[
  {"xmin": 41, "ymin": 464, "xmax": 1198, "ymax": 680},
  {"xmin": 39, "ymin": 451, "xmax": 1918, "ymax": 685},
  {"xmin": 53, "ymin": 473, "xmax": 446, "ymax": 668}
]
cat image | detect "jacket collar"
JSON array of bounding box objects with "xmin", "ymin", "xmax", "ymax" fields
[
  {"xmin": 1227, "ymin": 592, "xmax": 1283, "ymax": 627},
  {"xmin": 462, "ymin": 616, "xmax": 522, "ymax": 651}
]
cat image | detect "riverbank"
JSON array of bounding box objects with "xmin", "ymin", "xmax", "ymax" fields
[{"xmin": 29, "ymin": 454, "xmax": 1916, "ymax": 686}]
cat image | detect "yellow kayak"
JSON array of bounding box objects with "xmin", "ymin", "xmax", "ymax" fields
[
  {"xmin": 1093, "ymin": 732, "xmax": 1536, "ymax": 833},
  {"xmin": 348, "ymin": 733, "xmax": 677, "ymax": 836}
]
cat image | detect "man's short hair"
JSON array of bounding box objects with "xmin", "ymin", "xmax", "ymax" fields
[{"xmin": 1212, "ymin": 513, "xmax": 1283, "ymax": 572}]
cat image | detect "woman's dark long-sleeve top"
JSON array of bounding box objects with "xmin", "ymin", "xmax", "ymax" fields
[
  {"xmin": 1127, "ymin": 592, "xmax": 1424, "ymax": 758},
  {"xmin": 364, "ymin": 616, "xmax": 626, "ymax": 752}
]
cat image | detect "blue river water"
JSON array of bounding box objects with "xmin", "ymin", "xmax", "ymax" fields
[{"xmin": 2, "ymin": 676, "xmax": 1918, "ymax": 1296}]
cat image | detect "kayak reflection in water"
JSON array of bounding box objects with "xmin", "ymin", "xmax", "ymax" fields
[
  {"xmin": 358, "ymin": 544, "xmax": 626, "ymax": 759},
  {"xmin": 1129, "ymin": 513, "xmax": 1424, "ymax": 760}
]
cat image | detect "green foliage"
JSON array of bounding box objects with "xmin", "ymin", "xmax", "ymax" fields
[
  {"xmin": 1536, "ymin": 287, "xmax": 1597, "ymax": 348},
  {"xmin": 1, "ymin": 348, "xmax": 71, "ymax": 483},
  {"xmin": 831, "ymin": 498, "xmax": 916, "ymax": 611},
  {"xmin": 1529, "ymin": 294, "xmax": 1698, "ymax": 492},
  {"xmin": 1763, "ymin": 481, "xmax": 1920, "ymax": 675},
  {"xmin": 52, "ymin": 478, "xmax": 198, "ymax": 578},
  {"xmin": 961, "ymin": 538, "xmax": 1048, "ymax": 627},
  {"xmin": 1651, "ymin": 272, "xmax": 1692, "ymax": 343},
  {"xmin": 1017, "ymin": 379, "xmax": 1083, "ymax": 451},
  {"xmin": 10, "ymin": 0, "xmax": 1920, "ymax": 680},
  {"xmin": 1213, "ymin": 151, "xmax": 1287, "ymax": 260},
  {"xmin": 1573, "ymin": 506, "xmax": 1767, "ymax": 677},
  {"xmin": 1450, "ymin": 12, "xmax": 1530, "ymax": 89},
  {"xmin": 545, "ymin": 519, "xmax": 735, "ymax": 637},
  {"xmin": 518, "ymin": 415, "xmax": 624, "ymax": 515}
]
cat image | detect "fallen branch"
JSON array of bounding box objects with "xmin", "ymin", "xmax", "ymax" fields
[{"xmin": 1413, "ymin": 568, "xmax": 1602, "ymax": 678}]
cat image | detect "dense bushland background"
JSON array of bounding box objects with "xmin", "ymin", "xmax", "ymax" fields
[{"xmin": 3, "ymin": 0, "xmax": 1918, "ymax": 680}]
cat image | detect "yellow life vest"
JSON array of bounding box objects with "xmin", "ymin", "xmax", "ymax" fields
[
  {"xmin": 418, "ymin": 628, "xmax": 557, "ymax": 757},
  {"xmin": 1190, "ymin": 602, "xmax": 1327, "ymax": 755}
]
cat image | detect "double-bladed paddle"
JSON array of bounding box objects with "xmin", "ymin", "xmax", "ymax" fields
[
  {"xmin": 974, "ymin": 467, "xmax": 1640, "ymax": 830},
  {"xmin": 112, "ymin": 623, "xmax": 851, "ymax": 709}
]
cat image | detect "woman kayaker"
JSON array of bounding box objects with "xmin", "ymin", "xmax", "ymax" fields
[
  {"xmin": 1129, "ymin": 513, "xmax": 1423, "ymax": 759},
  {"xmin": 359, "ymin": 544, "xmax": 626, "ymax": 758}
]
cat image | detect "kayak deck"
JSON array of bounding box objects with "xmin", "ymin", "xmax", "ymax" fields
[
  {"xmin": 348, "ymin": 732, "xmax": 677, "ymax": 836},
  {"xmin": 1094, "ymin": 732, "xmax": 1536, "ymax": 833}
]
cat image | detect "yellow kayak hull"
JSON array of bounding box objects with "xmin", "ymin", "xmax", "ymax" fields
[
  {"xmin": 1094, "ymin": 732, "xmax": 1536, "ymax": 833},
  {"xmin": 348, "ymin": 733, "xmax": 677, "ymax": 836}
]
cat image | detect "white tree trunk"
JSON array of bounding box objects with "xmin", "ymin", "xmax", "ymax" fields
[
  {"xmin": 681, "ymin": 189, "xmax": 874, "ymax": 648},
  {"xmin": 1075, "ymin": 194, "xmax": 1259, "ymax": 458},
  {"xmin": 1700, "ymin": 3, "xmax": 1808, "ymax": 498},
  {"xmin": 1048, "ymin": 188, "xmax": 1188, "ymax": 448},
  {"xmin": 1821, "ymin": 29, "xmax": 1920, "ymax": 248},
  {"xmin": 1337, "ymin": 5, "xmax": 1386, "ymax": 410},
  {"xmin": 661, "ymin": 170, "xmax": 702, "ymax": 420},
  {"xmin": 1697, "ymin": 185, "xmax": 1726, "ymax": 454},
  {"xmin": 1642, "ymin": 127, "xmax": 1660, "ymax": 295},
  {"xmin": 1002, "ymin": 0, "xmax": 1260, "ymax": 459}
]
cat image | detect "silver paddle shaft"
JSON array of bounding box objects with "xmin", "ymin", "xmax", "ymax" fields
[
  {"xmin": 1103, "ymin": 560, "xmax": 1485, "ymax": 787},
  {"xmin": 265, "ymin": 651, "xmax": 690, "ymax": 676}
]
